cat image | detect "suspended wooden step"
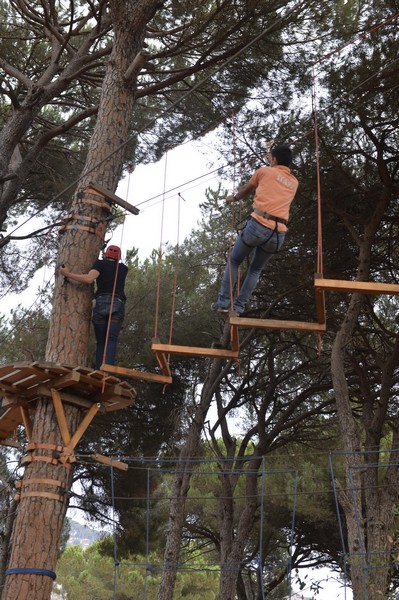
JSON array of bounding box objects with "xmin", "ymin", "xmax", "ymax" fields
[
  {"xmin": 151, "ymin": 338, "xmax": 239, "ymax": 377},
  {"xmin": 152, "ymin": 343, "xmax": 239, "ymax": 360},
  {"xmin": 229, "ymin": 275, "xmax": 327, "ymax": 333},
  {"xmin": 101, "ymin": 363, "xmax": 172, "ymax": 385},
  {"xmin": 230, "ymin": 315, "xmax": 326, "ymax": 333},
  {"xmin": 314, "ymin": 277, "xmax": 399, "ymax": 295}
]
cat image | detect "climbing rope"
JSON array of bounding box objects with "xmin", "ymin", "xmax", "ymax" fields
[
  {"xmin": 167, "ymin": 194, "xmax": 181, "ymax": 346},
  {"xmin": 101, "ymin": 178, "xmax": 129, "ymax": 390},
  {"xmin": 154, "ymin": 151, "xmax": 168, "ymax": 342},
  {"xmin": 229, "ymin": 110, "xmax": 239, "ymax": 306}
]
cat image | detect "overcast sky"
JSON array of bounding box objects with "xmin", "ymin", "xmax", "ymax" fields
[{"xmin": 1, "ymin": 136, "xmax": 225, "ymax": 317}]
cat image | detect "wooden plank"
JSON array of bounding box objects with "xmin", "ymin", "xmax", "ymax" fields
[
  {"xmin": 0, "ymin": 362, "xmax": 136, "ymax": 409},
  {"xmin": 230, "ymin": 322, "xmax": 240, "ymax": 353},
  {"xmin": 65, "ymin": 403, "xmax": 100, "ymax": 452},
  {"xmin": 0, "ymin": 381, "xmax": 26, "ymax": 397},
  {"xmin": 314, "ymin": 278, "xmax": 399, "ymax": 295},
  {"xmin": 1, "ymin": 396, "xmax": 30, "ymax": 408},
  {"xmin": 83, "ymin": 368, "xmax": 121, "ymax": 384},
  {"xmin": 154, "ymin": 351, "xmax": 172, "ymax": 378},
  {"xmin": 0, "ymin": 368, "xmax": 33, "ymax": 386},
  {"xmin": 20, "ymin": 407, "xmax": 32, "ymax": 440},
  {"xmin": 152, "ymin": 342, "xmax": 238, "ymax": 360},
  {"xmin": 24, "ymin": 381, "xmax": 134, "ymax": 408},
  {"xmin": 25, "ymin": 384, "xmax": 94, "ymax": 409},
  {"xmin": 103, "ymin": 398, "xmax": 136, "ymax": 412},
  {"xmin": 35, "ymin": 363, "xmax": 71, "ymax": 375},
  {"xmin": 92, "ymin": 453, "xmax": 128, "ymax": 471},
  {"xmin": 229, "ymin": 316, "xmax": 326, "ymax": 333},
  {"xmin": 51, "ymin": 371, "xmax": 81, "ymax": 390},
  {"xmin": 90, "ymin": 384, "xmax": 136, "ymax": 404},
  {"xmin": 51, "ymin": 389, "xmax": 71, "ymax": 445},
  {"xmin": 0, "ymin": 407, "xmax": 23, "ymax": 439},
  {"xmin": 89, "ymin": 181, "xmax": 140, "ymax": 215},
  {"xmin": 54, "ymin": 369, "xmax": 125, "ymax": 399},
  {"xmin": 151, "ymin": 338, "xmax": 173, "ymax": 377},
  {"xmin": 101, "ymin": 363, "xmax": 172, "ymax": 385},
  {"xmin": 91, "ymin": 391, "xmax": 136, "ymax": 406},
  {"xmin": 69, "ymin": 370, "xmax": 129, "ymax": 397},
  {"xmin": 11, "ymin": 363, "xmax": 52, "ymax": 383}
]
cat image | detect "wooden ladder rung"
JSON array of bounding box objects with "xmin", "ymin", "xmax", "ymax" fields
[
  {"xmin": 101, "ymin": 363, "xmax": 172, "ymax": 385},
  {"xmin": 230, "ymin": 316, "xmax": 326, "ymax": 332},
  {"xmin": 152, "ymin": 343, "xmax": 239, "ymax": 360},
  {"xmin": 314, "ymin": 278, "xmax": 399, "ymax": 295}
]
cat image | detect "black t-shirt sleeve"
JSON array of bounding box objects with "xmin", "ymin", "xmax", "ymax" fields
[{"xmin": 91, "ymin": 259, "xmax": 102, "ymax": 272}]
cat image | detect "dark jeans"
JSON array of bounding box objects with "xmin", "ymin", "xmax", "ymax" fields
[{"xmin": 92, "ymin": 295, "xmax": 125, "ymax": 369}]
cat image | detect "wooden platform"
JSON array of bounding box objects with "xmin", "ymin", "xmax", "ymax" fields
[
  {"xmin": 148, "ymin": 276, "xmax": 399, "ymax": 377},
  {"xmin": 151, "ymin": 341, "xmax": 239, "ymax": 378},
  {"xmin": 314, "ymin": 278, "xmax": 399, "ymax": 295},
  {"xmin": 0, "ymin": 362, "xmax": 137, "ymax": 444},
  {"xmin": 152, "ymin": 342, "xmax": 239, "ymax": 360},
  {"xmin": 229, "ymin": 316, "xmax": 326, "ymax": 333}
]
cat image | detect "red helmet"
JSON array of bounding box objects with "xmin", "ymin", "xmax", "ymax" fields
[{"xmin": 104, "ymin": 245, "xmax": 121, "ymax": 260}]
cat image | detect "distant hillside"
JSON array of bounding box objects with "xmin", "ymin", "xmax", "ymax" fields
[{"xmin": 67, "ymin": 520, "xmax": 105, "ymax": 549}]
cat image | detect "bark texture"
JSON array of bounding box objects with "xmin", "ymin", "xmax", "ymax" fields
[
  {"xmin": 330, "ymin": 146, "xmax": 399, "ymax": 599},
  {"xmin": 157, "ymin": 321, "xmax": 233, "ymax": 600},
  {"xmin": 3, "ymin": 2, "xmax": 160, "ymax": 598}
]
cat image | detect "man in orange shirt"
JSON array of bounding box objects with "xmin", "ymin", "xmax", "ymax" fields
[{"xmin": 212, "ymin": 144, "xmax": 298, "ymax": 315}]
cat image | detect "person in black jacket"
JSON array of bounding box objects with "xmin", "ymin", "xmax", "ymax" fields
[{"xmin": 60, "ymin": 245, "xmax": 128, "ymax": 369}]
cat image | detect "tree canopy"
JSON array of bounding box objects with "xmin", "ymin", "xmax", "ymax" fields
[{"xmin": 0, "ymin": 0, "xmax": 399, "ymax": 598}]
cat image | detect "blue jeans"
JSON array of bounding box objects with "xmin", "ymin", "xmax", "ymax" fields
[
  {"xmin": 217, "ymin": 218, "xmax": 285, "ymax": 313},
  {"xmin": 92, "ymin": 295, "xmax": 125, "ymax": 368}
]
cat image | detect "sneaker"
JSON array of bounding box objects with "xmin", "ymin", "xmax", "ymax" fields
[{"xmin": 211, "ymin": 302, "xmax": 230, "ymax": 313}]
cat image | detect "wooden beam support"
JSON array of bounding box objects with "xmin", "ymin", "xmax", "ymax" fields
[
  {"xmin": 28, "ymin": 385, "xmax": 95, "ymax": 409},
  {"xmin": 61, "ymin": 403, "xmax": 101, "ymax": 462},
  {"xmin": 103, "ymin": 398, "xmax": 135, "ymax": 412},
  {"xmin": 20, "ymin": 407, "xmax": 32, "ymax": 441},
  {"xmin": 101, "ymin": 363, "xmax": 172, "ymax": 385},
  {"xmin": 230, "ymin": 313, "xmax": 240, "ymax": 353},
  {"xmin": 89, "ymin": 181, "xmax": 139, "ymax": 215},
  {"xmin": 314, "ymin": 278, "xmax": 399, "ymax": 295},
  {"xmin": 51, "ymin": 370, "xmax": 81, "ymax": 390},
  {"xmin": 51, "ymin": 389, "xmax": 71, "ymax": 446},
  {"xmin": 1, "ymin": 396, "xmax": 30, "ymax": 408},
  {"xmin": 229, "ymin": 316, "xmax": 326, "ymax": 333},
  {"xmin": 92, "ymin": 453, "xmax": 128, "ymax": 471},
  {"xmin": 65, "ymin": 403, "xmax": 100, "ymax": 453},
  {"xmin": 152, "ymin": 338, "xmax": 172, "ymax": 378},
  {"xmin": 152, "ymin": 342, "xmax": 239, "ymax": 360},
  {"xmin": 0, "ymin": 406, "xmax": 24, "ymax": 440}
]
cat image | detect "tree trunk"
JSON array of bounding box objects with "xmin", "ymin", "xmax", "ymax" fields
[
  {"xmin": 2, "ymin": 2, "xmax": 159, "ymax": 598},
  {"xmin": 327, "ymin": 133, "xmax": 399, "ymax": 598},
  {"xmin": 216, "ymin": 460, "xmax": 261, "ymax": 600},
  {"xmin": 0, "ymin": 497, "xmax": 18, "ymax": 588},
  {"xmin": 1, "ymin": 401, "xmax": 79, "ymax": 599},
  {"xmin": 158, "ymin": 322, "xmax": 233, "ymax": 600}
]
